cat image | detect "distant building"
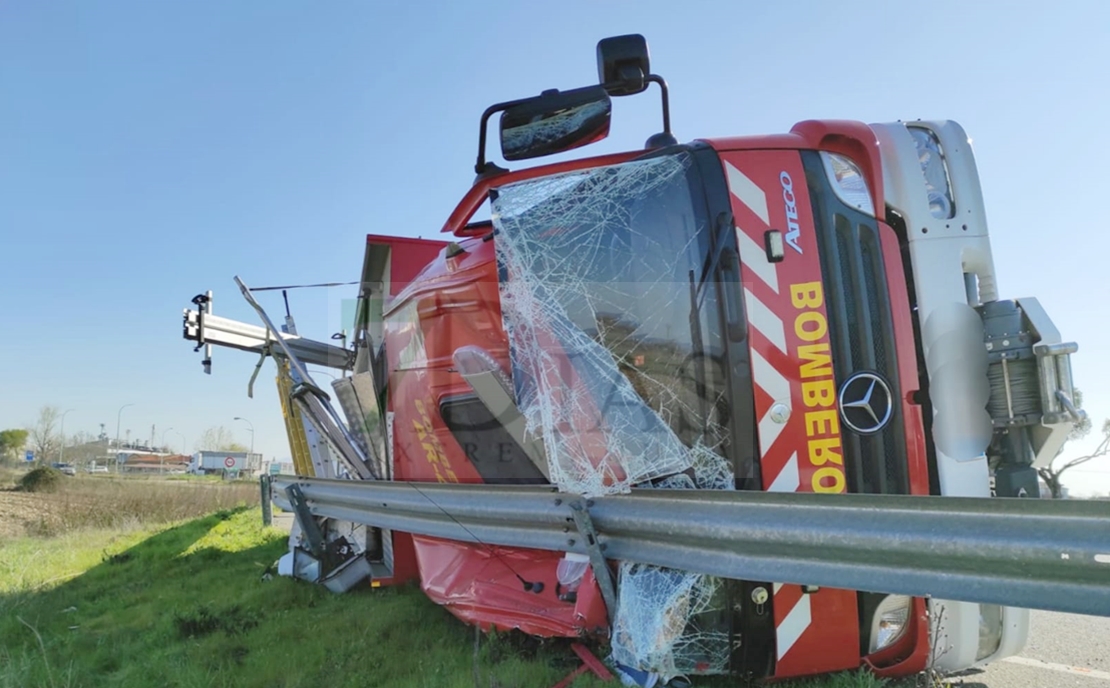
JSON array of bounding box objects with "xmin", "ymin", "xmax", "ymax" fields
[{"xmin": 120, "ymin": 453, "xmax": 191, "ymax": 474}]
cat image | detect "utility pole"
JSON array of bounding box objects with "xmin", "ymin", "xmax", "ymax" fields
[
  {"xmin": 234, "ymin": 417, "xmax": 255, "ymax": 469},
  {"xmin": 115, "ymin": 403, "xmax": 134, "ymax": 473},
  {"xmin": 160, "ymin": 427, "xmax": 175, "ymax": 475}
]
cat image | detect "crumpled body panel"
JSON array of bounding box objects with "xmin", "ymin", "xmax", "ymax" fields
[{"xmin": 414, "ymin": 536, "xmax": 607, "ymax": 638}]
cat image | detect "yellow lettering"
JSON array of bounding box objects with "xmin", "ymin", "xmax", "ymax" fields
[
  {"xmin": 805, "ymin": 409, "xmax": 840, "ymax": 436},
  {"xmin": 411, "ymin": 399, "xmax": 459, "ymax": 482},
  {"xmin": 812, "ymin": 466, "xmax": 846, "ymax": 493},
  {"xmin": 429, "ymin": 462, "xmax": 446, "ymax": 483},
  {"xmin": 790, "ymin": 282, "xmax": 824, "ymax": 309},
  {"xmin": 802, "ymin": 379, "xmax": 836, "ymax": 408},
  {"xmin": 798, "ymin": 343, "xmax": 832, "ymax": 379},
  {"xmin": 794, "ymin": 311, "xmax": 827, "ymax": 342},
  {"xmin": 808, "ymin": 438, "xmax": 843, "ymax": 466}
]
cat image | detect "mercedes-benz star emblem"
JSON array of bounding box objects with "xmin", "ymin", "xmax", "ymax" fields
[{"xmin": 838, "ymin": 372, "xmax": 893, "ymax": 435}]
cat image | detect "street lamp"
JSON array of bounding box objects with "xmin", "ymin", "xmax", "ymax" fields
[
  {"xmin": 59, "ymin": 409, "xmax": 75, "ymax": 464},
  {"xmin": 233, "ymin": 417, "xmax": 255, "ymax": 457},
  {"xmin": 115, "ymin": 403, "xmax": 135, "ymax": 473},
  {"xmin": 158, "ymin": 427, "xmax": 174, "ymax": 476},
  {"xmin": 174, "ymin": 430, "xmax": 186, "ymax": 455}
]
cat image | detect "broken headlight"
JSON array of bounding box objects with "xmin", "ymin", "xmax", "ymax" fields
[
  {"xmin": 869, "ymin": 594, "xmax": 912, "ymax": 653},
  {"xmin": 976, "ymin": 604, "xmax": 1004, "ymax": 661}
]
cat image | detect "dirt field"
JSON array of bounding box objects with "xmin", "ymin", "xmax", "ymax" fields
[
  {"xmin": 0, "ymin": 470, "xmax": 258, "ymax": 538},
  {"xmin": 0, "ymin": 488, "xmax": 65, "ymax": 538}
]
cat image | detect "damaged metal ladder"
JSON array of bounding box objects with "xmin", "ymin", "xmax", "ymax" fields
[
  {"xmin": 185, "ymin": 280, "xmax": 397, "ymax": 583},
  {"xmin": 275, "ymin": 360, "xmax": 316, "ymax": 478}
]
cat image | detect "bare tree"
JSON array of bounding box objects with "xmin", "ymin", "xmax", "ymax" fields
[
  {"xmin": 1038, "ymin": 418, "xmax": 1110, "ymax": 499},
  {"xmin": 26, "ymin": 405, "xmax": 61, "ymax": 463},
  {"xmin": 195, "ymin": 425, "xmax": 248, "ymax": 453},
  {"xmin": 62, "ymin": 431, "xmax": 105, "ymax": 465},
  {"xmin": 68, "ymin": 430, "xmax": 95, "ymax": 447}
]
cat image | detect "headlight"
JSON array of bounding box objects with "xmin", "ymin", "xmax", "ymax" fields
[
  {"xmin": 976, "ymin": 604, "xmax": 1004, "ymax": 661},
  {"xmin": 820, "ymin": 152, "xmax": 875, "ymax": 217},
  {"xmin": 907, "ymin": 126, "xmax": 955, "ymax": 219},
  {"xmin": 869, "ymin": 594, "xmax": 912, "ymax": 653}
]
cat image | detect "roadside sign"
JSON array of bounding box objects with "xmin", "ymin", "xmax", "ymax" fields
[
  {"xmin": 224, "ymin": 456, "xmax": 236, "ymax": 468},
  {"xmin": 25, "ymin": 450, "xmax": 33, "ymax": 462}
]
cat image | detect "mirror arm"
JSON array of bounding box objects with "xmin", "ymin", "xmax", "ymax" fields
[
  {"xmin": 645, "ymin": 74, "xmax": 671, "ymax": 136},
  {"xmin": 600, "ymin": 72, "xmax": 673, "ymax": 140},
  {"xmin": 475, "ymin": 97, "xmax": 530, "ymax": 175}
]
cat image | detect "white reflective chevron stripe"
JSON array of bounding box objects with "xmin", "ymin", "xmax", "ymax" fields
[
  {"xmin": 767, "ymin": 452, "xmax": 800, "ymax": 493},
  {"xmin": 776, "ymin": 594, "xmax": 812, "ymax": 660},
  {"xmin": 744, "ymin": 288, "xmax": 786, "ymax": 353},
  {"xmin": 729, "ymin": 158, "xmax": 813, "ymax": 663},
  {"xmin": 735, "ymin": 228, "xmax": 779, "ymax": 294},
  {"xmin": 725, "ymin": 161, "xmax": 770, "ymax": 225},
  {"xmin": 751, "ymin": 349, "xmax": 791, "ymax": 453}
]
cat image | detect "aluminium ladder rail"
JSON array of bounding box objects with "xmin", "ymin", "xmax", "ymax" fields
[
  {"xmin": 182, "ymin": 308, "xmax": 353, "ymax": 370},
  {"xmin": 271, "ymin": 476, "xmax": 1110, "ymax": 617}
]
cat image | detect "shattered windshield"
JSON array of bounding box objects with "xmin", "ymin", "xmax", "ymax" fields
[
  {"xmin": 492, "ymin": 152, "xmax": 736, "ymax": 678},
  {"xmin": 492, "ymin": 152, "xmax": 732, "ymax": 497}
]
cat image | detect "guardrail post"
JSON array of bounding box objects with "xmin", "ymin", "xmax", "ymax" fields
[
  {"xmin": 260, "ymin": 474, "xmax": 273, "ymax": 526},
  {"xmin": 285, "ymin": 483, "xmax": 326, "ymax": 559},
  {"xmin": 569, "ymin": 500, "xmax": 619, "ymax": 625}
]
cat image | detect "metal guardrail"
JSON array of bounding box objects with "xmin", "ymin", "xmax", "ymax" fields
[{"xmin": 271, "ymin": 476, "xmax": 1110, "ymax": 617}]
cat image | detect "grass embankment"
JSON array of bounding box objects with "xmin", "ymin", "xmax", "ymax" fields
[
  {"xmin": 1, "ymin": 509, "xmax": 618, "ymax": 688},
  {"xmin": 0, "ymin": 471, "xmax": 912, "ymax": 687}
]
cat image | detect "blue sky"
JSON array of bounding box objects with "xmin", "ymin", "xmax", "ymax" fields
[{"xmin": 2, "ymin": 1, "xmax": 1108, "ymax": 493}]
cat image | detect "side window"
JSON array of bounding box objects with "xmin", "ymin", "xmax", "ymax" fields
[{"xmin": 438, "ymin": 396, "xmax": 547, "ymax": 485}]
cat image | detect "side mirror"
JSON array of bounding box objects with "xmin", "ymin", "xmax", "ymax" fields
[
  {"xmin": 597, "ymin": 34, "xmax": 651, "ymax": 96},
  {"xmin": 499, "ymin": 86, "xmax": 612, "ymax": 162}
]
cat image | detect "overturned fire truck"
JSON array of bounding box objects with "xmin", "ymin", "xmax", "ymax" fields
[{"xmin": 183, "ymin": 35, "xmax": 1082, "ymax": 683}]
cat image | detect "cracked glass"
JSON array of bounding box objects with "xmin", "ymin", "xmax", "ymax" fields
[
  {"xmin": 490, "ymin": 152, "xmax": 736, "ymax": 676},
  {"xmin": 491, "ymin": 153, "xmax": 732, "ymax": 496}
]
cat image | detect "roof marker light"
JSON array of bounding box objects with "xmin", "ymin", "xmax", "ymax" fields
[{"xmin": 764, "ymin": 229, "xmax": 785, "ymax": 263}]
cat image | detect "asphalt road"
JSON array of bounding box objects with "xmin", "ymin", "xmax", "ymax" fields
[{"xmin": 952, "ymin": 611, "xmax": 1110, "ymax": 687}]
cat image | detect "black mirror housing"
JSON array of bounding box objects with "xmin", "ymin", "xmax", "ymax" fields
[{"xmin": 597, "ymin": 34, "xmax": 651, "ymax": 96}]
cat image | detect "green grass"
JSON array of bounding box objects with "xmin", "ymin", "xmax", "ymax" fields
[
  {"xmin": 0, "ymin": 509, "xmax": 616, "ymax": 688},
  {"xmin": 0, "ymin": 508, "xmax": 917, "ymax": 688}
]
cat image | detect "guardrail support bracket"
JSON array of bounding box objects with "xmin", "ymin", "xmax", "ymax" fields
[{"xmin": 569, "ymin": 500, "xmax": 619, "ymax": 626}]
